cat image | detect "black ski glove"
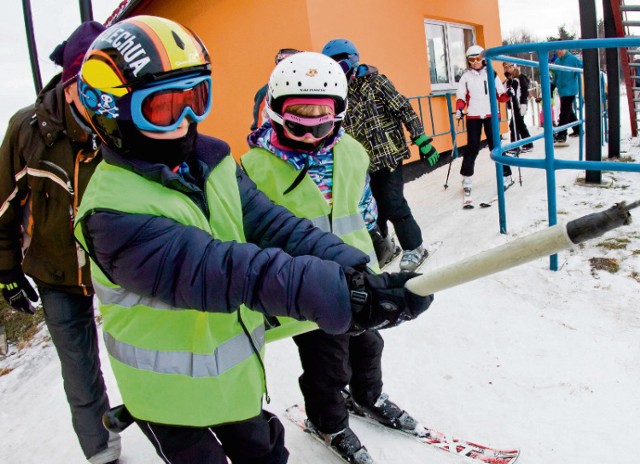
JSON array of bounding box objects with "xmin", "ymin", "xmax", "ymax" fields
[
  {"xmin": 345, "ymin": 267, "xmax": 433, "ymax": 332},
  {"xmin": 0, "ymin": 268, "xmax": 39, "ymax": 315}
]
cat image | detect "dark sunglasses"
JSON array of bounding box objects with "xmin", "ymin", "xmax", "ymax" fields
[{"xmin": 282, "ymin": 113, "xmax": 335, "ymax": 140}]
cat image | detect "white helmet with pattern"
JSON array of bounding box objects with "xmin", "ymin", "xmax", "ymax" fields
[{"xmin": 266, "ymin": 51, "xmax": 348, "ymax": 125}]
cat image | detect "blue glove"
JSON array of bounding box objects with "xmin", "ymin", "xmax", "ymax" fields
[
  {"xmin": 0, "ymin": 268, "xmax": 39, "ymax": 315},
  {"xmin": 413, "ymin": 134, "xmax": 440, "ymax": 166}
]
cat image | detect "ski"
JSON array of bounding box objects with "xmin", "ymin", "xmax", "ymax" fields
[
  {"xmin": 380, "ymin": 240, "xmax": 443, "ymax": 272},
  {"xmin": 378, "ymin": 245, "xmax": 402, "ymax": 271},
  {"xmin": 348, "ymin": 410, "xmax": 520, "ymax": 464},
  {"xmin": 414, "ymin": 240, "xmax": 443, "ymax": 269},
  {"xmin": 479, "ymin": 180, "xmax": 516, "ymax": 208},
  {"xmin": 286, "ymin": 402, "xmax": 520, "ymax": 464},
  {"xmin": 284, "ymin": 404, "xmax": 374, "ymax": 463},
  {"xmin": 341, "ymin": 390, "xmax": 520, "ymax": 464},
  {"xmin": 463, "ymin": 187, "xmax": 474, "ymax": 209}
]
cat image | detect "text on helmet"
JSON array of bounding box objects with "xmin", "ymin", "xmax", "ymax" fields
[{"xmin": 101, "ymin": 28, "xmax": 151, "ymax": 77}]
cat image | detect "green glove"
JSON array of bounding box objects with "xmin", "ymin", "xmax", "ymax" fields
[{"xmin": 413, "ymin": 134, "xmax": 440, "ymax": 166}]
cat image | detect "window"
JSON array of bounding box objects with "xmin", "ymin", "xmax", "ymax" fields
[{"xmin": 425, "ymin": 20, "xmax": 475, "ymax": 90}]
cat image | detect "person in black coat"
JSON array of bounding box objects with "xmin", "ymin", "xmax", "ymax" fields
[{"xmin": 503, "ymin": 62, "xmax": 533, "ymax": 151}]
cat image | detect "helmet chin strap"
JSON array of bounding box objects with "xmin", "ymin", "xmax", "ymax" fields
[
  {"xmin": 270, "ymin": 124, "xmax": 326, "ymax": 196},
  {"xmin": 283, "ymin": 154, "xmax": 311, "ymax": 195}
]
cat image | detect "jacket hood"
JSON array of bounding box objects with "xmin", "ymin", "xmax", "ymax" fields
[
  {"xmin": 34, "ymin": 73, "xmax": 92, "ymax": 147},
  {"xmin": 34, "ymin": 74, "xmax": 65, "ymax": 147}
]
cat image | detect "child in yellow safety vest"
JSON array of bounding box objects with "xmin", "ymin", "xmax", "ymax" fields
[{"xmin": 242, "ymin": 51, "xmax": 431, "ymax": 463}]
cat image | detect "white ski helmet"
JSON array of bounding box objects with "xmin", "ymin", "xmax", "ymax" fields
[
  {"xmin": 266, "ymin": 51, "xmax": 348, "ymax": 125},
  {"xmin": 466, "ymin": 45, "xmax": 485, "ymax": 59}
]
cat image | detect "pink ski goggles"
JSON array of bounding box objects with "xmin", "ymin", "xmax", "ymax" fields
[{"xmin": 282, "ymin": 113, "xmax": 335, "ymax": 141}]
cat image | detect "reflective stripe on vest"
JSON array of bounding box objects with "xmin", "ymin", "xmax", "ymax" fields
[
  {"xmin": 104, "ymin": 325, "xmax": 265, "ymax": 377},
  {"xmin": 93, "ymin": 280, "xmax": 175, "ymax": 310},
  {"xmin": 310, "ymin": 212, "xmax": 363, "ymax": 236},
  {"xmin": 309, "ymin": 214, "xmax": 377, "ymax": 265}
]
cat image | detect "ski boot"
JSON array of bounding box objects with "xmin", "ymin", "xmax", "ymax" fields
[
  {"xmin": 554, "ymin": 134, "xmax": 567, "ymax": 145},
  {"xmin": 305, "ymin": 420, "xmax": 373, "ymax": 463},
  {"xmin": 347, "ymin": 391, "xmax": 419, "ymax": 433},
  {"xmin": 399, "ymin": 245, "xmax": 429, "ymax": 271},
  {"xmin": 369, "ymin": 225, "xmax": 401, "ymax": 269},
  {"xmin": 503, "ymin": 175, "xmax": 515, "ymax": 190}
]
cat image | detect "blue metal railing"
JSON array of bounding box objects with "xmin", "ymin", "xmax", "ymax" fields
[
  {"xmin": 408, "ymin": 92, "xmax": 508, "ymax": 161},
  {"xmin": 485, "ymin": 38, "xmax": 640, "ymax": 270},
  {"xmin": 408, "ymin": 92, "xmax": 462, "ymax": 160}
]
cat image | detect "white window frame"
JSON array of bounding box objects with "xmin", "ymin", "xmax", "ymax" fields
[{"xmin": 424, "ymin": 20, "xmax": 476, "ymax": 91}]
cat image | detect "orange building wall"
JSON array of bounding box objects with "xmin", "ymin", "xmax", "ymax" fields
[{"xmin": 126, "ymin": 0, "xmax": 505, "ymax": 160}]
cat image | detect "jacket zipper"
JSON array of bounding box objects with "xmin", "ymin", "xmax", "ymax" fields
[
  {"xmin": 73, "ymin": 149, "xmax": 99, "ymax": 295},
  {"xmin": 237, "ymin": 311, "xmax": 270, "ymax": 404}
]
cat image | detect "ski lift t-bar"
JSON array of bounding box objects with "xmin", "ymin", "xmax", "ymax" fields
[{"xmin": 405, "ymin": 201, "xmax": 638, "ymax": 297}]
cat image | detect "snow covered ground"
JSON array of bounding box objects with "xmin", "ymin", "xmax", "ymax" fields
[{"xmin": 1, "ymin": 119, "xmax": 639, "ymax": 463}]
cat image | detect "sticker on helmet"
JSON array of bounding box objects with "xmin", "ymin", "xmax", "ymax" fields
[{"xmin": 79, "ymin": 82, "xmax": 120, "ymax": 119}]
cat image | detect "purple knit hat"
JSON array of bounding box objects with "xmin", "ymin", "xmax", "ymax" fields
[{"xmin": 49, "ymin": 21, "xmax": 106, "ymax": 87}]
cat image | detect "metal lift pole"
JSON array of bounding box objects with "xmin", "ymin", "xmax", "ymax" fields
[
  {"xmin": 79, "ymin": 0, "xmax": 94, "ymax": 21},
  {"xmin": 603, "ymin": 0, "xmax": 621, "ymax": 159},
  {"xmin": 579, "ymin": 0, "xmax": 603, "ymax": 184},
  {"xmin": 21, "ymin": 0, "xmax": 42, "ymax": 95}
]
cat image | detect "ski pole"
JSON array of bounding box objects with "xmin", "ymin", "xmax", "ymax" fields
[
  {"xmin": 405, "ymin": 200, "xmax": 637, "ymax": 297},
  {"xmin": 444, "ymin": 118, "xmax": 461, "ymax": 189},
  {"xmin": 508, "ymin": 102, "xmax": 523, "ymax": 186},
  {"xmin": 0, "ymin": 325, "xmax": 7, "ymax": 356}
]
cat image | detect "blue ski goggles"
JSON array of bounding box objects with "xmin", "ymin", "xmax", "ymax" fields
[{"xmin": 130, "ymin": 75, "xmax": 212, "ymax": 132}]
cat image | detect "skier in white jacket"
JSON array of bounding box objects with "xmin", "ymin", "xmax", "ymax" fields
[{"xmin": 455, "ymin": 45, "xmax": 512, "ymax": 197}]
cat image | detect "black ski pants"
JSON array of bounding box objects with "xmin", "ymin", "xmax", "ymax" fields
[
  {"xmin": 135, "ymin": 410, "xmax": 288, "ymax": 464},
  {"xmin": 293, "ymin": 329, "xmax": 384, "ymax": 434},
  {"xmin": 461, "ymin": 117, "xmax": 511, "ymax": 177},
  {"xmin": 558, "ymin": 95, "xmax": 579, "ymax": 139},
  {"xmin": 39, "ymin": 288, "xmax": 114, "ymax": 460},
  {"xmin": 509, "ymin": 103, "xmax": 532, "ymax": 148},
  {"xmin": 369, "ymin": 164, "xmax": 422, "ymax": 251}
]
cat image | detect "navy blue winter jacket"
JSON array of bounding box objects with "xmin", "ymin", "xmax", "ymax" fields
[{"xmin": 82, "ymin": 134, "xmax": 370, "ymax": 334}]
